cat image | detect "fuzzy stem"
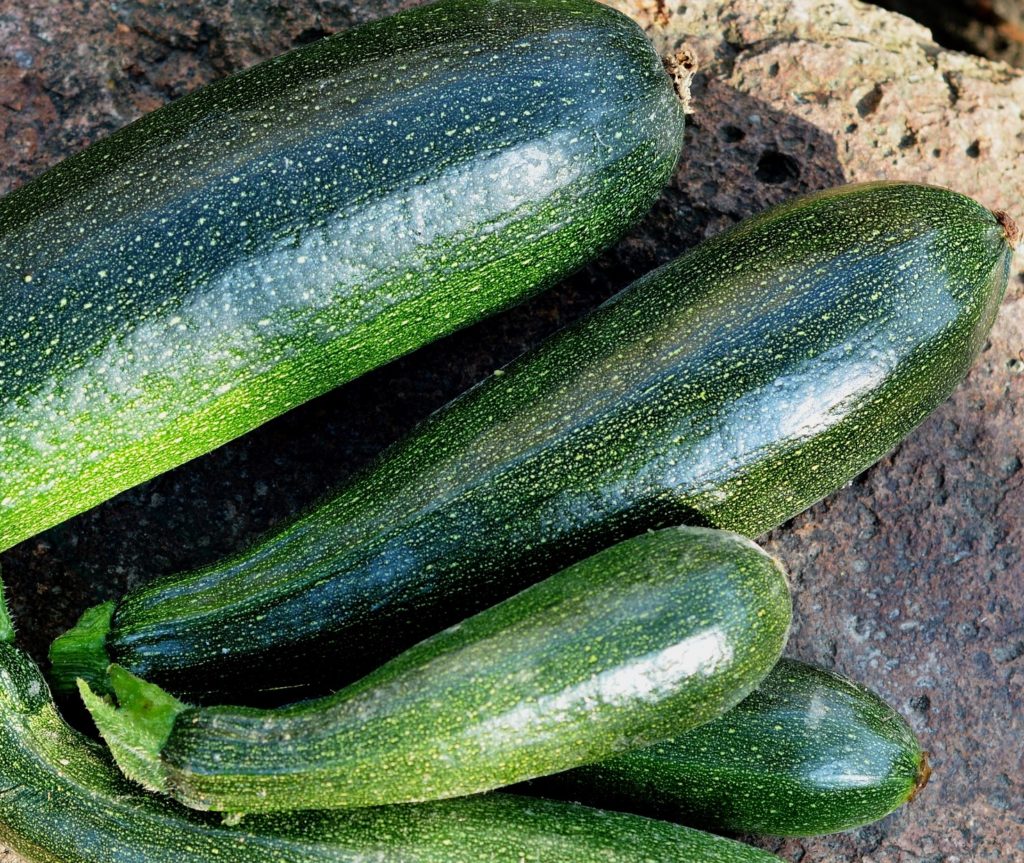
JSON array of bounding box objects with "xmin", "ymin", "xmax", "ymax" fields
[
  {"xmin": 79, "ymin": 665, "xmax": 187, "ymax": 794},
  {"xmin": 49, "ymin": 601, "xmax": 116, "ymax": 695},
  {"xmin": 0, "ymin": 573, "xmax": 14, "ymax": 645}
]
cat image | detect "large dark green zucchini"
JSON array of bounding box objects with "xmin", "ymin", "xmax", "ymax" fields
[
  {"xmin": 0, "ymin": 629, "xmax": 781, "ymax": 862},
  {"xmin": 81, "ymin": 527, "xmax": 791, "ymax": 812},
  {"xmin": 52, "ymin": 182, "xmax": 1015, "ymax": 701},
  {"xmin": 0, "ymin": 0, "xmax": 686, "ymax": 554},
  {"xmin": 538, "ymin": 658, "xmax": 930, "ymax": 836}
]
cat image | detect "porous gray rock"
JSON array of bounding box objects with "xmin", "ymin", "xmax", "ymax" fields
[{"xmin": 1, "ymin": 0, "xmax": 1022, "ymax": 860}]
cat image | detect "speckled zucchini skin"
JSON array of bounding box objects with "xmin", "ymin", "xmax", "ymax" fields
[
  {"xmin": 0, "ymin": 643, "xmax": 781, "ymax": 863},
  {"xmin": 51, "ymin": 181, "xmax": 1013, "ymax": 701},
  {"xmin": 0, "ymin": 0, "xmax": 685, "ymax": 554},
  {"xmin": 82, "ymin": 527, "xmax": 791, "ymax": 813},
  {"xmin": 539, "ymin": 658, "xmax": 929, "ymax": 837}
]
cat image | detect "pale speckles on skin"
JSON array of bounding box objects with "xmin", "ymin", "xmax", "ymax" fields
[
  {"xmin": 556, "ymin": 658, "xmax": 923, "ymax": 837},
  {"xmin": 0, "ymin": 648, "xmax": 778, "ymax": 863},
  {"xmin": 667, "ymin": 348, "xmax": 894, "ymax": 494},
  {"xmin": 80, "ymin": 184, "xmax": 1010, "ymax": 703},
  {"xmin": 468, "ymin": 628, "xmax": 735, "ymax": 747},
  {"xmin": 0, "ymin": 131, "xmax": 586, "ymax": 505},
  {"xmin": 0, "ymin": 0, "xmax": 685, "ymax": 552},
  {"xmin": 123, "ymin": 528, "xmax": 791, "ymax": 812}
]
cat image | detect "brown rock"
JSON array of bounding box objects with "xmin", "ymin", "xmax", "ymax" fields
[
  {"xmin": 876, "ymin": 0, "xmax": 1024, "ymax": 69},
  {"xmin": 0, "ymin": 0, "xmax": 1022, "ymax": 860}
]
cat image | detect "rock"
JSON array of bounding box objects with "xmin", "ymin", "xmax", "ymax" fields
[
  {"xmin": 1, "ymin": 0, "xmax": 1023, "ymax": 860},
  {"xmin": 874, "ymin": 0, "xmax": 1024, "ymax": 69}
]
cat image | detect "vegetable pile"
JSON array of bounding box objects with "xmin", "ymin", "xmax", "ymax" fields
[{"xmin": 0, "ymin": 0, "xmax": 1017, "ymax": 861}]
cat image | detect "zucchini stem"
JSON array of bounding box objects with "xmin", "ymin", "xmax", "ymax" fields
[
  {"xmin": 0, "ymin": 573, "xmax": 14, "ymax": 644},
  {"xmin": 49, "ymin": 601, "xmax": 115, "ymax": 695},
  {"xmin": 909, "ymin": 750, "xmax": 932, "ymax": 802},
  {"xmin": 994, "ymin": 210, "xmax": 1021, "ymax": 251},
  {"xmin": 662, "ymin": 48, "xmax": 696, "ymax": 114},
  {"xmin": 79, "ymin": 665, "xmax": 187, "ymax": 794}
]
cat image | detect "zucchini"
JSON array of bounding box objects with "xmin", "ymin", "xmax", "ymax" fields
[
  {"xmin": 51, "ymin": 182, "xmax": 1015, "ymax": 701},
  {"xmin": 0, "ymin": 629, "xmax": 782, "ymax": 863},
  {"xmin": 539, "ymin": 658, "xmax": 930, "ymax": 836},
  {"xmin": 0, "ymin": 0, "xmax": 686, "ymax": 554},
  {"xmin": 81, "ymin": 527, "xmax": 791, "ymax": 812}
]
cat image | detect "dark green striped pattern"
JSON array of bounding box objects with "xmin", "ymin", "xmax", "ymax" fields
[
  {"xmin": 0, "ymin": 638, "xmax": 781, "ymax": 862},
  {"xmin": 0, "ymin": 0, "xmax": 685, "ymax": 553},
  {"xmin": 51, "ymin": 182, "xmax": 1013, "ymax": 701},
  {"xmin": 544, "ymin": 658, "xmax": 928, "ymax": 836},
  {"xmin": 82, "ymin": 528, "xmax": 791, "ymax": 813}
]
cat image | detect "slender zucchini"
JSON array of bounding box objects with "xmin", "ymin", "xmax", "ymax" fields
[
  {"xmin": 0, "ymin": 0, "xmax": 686, "ymax": 554},
  {"xmin": 538, "ymin": 658, "xmax": 930, "ymax": 836},
  {"xmin": 0, "ymin": 630, "xmax": 781, "ymax": 862},
  {"xmin": 52, "ymin": 182, "xmax": 1015, "ymax": 701},
  {"xmin": 81, "ymin": 527, "xmax": 791, "ymax": 813}
]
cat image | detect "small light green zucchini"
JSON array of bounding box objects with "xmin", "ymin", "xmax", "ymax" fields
[
  {"xmin": 0, "ymin": 621, "xmax": 782, "ymax": 863},
  {"xmin": 539, "ymin": 658, "xmax": 930, "ymax": 837},
  {"xmin": 81, "ymin": 527, "xmax": 791, "ymax": 813},
  {"xmin": 0, "ymin": 0, "xmax": 686, "ymax": 553},
  {"xmin": 51, "ymin": 182, "xmax": 1015, "ymax": 702}
]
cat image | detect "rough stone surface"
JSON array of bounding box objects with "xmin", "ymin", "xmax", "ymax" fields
[
  {"xmin": 1, "ymin": 0, "xmax": 1023, "ymax": 860},
  {"xmin": 874, "ymin": 0, "xmax": 1024, "ymax": 69}
]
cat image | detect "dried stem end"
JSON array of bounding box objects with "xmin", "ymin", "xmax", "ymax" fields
[
  {"xmin": 909, "ymin": 750, "xmax": 933, "ymax": 803},
  {"xmin": 662, "ymin": 48, "xmax": 697, "ymax": 115},
  {"xmin": 994, "ymin": 210, "xmax": 1021, "ymax": 251}
]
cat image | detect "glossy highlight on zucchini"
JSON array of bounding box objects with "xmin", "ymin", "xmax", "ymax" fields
[
  {"xmin": 52, "ymin": 182, "xmax": 1015, "ymax": 701},
  {"xmin": 81, "ymin": 527, "xmax": 791, "ymax": 813},
  {"xmin": 0, "ymin": 0, "xmax": 686, "ymax": 553},
  {"xmin": 0, "ymin": 625, "xmax": 782, "ymax": 863},
  {"xmin": 541, "ymin": 658, "xmax": 930, "ymax": 837}
]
